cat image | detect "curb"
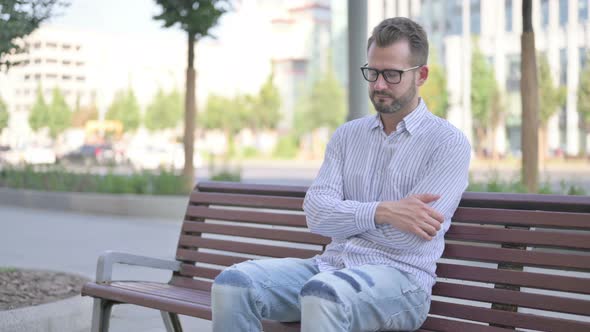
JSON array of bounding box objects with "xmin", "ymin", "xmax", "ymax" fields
[
  {"xmin": 0, "ymin": 187, "xmax": 188, "ymax": 220},
  {"xmin": 0, "ymin": 295, "xmax": 92, "ymax": 332}
]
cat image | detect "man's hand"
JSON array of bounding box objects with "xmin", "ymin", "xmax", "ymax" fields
[{"xmin": 374, "ymin": 194, "xmax": 445, "ymax": 241}]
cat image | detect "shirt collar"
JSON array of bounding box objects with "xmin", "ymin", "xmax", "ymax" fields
[{"xmin": 370, "ymin": 98, "xmax": 428, "ymax": 136}]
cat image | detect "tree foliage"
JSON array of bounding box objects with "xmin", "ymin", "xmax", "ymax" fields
[
  {"xmin": 471, "ymin": 42, "xmax": 497, "ymax": 129},
  {"xmin": 144, "ymin": 88, "xmax": 183, "ymax": 131},
  {"xmin": 252, "ymin": 73, "xmax": 280, "ymax": 130},
  {"xmin": 0, "ymin": 93, "xmax": 8, "ymax": 133},
  {"xmin": 28, "ymin": 87, "xmax": 71, "ymax": 138},
  {"xmin": 295, "ymin": 68, "xmax": 346, "ymax": 134},
  {"xmin": 0, "ymin": 0, "xmax": 67, "ymax": 69},
  {"xmin": 578, "ymin": 54, "xmax": 590, "ymax": 129},
  {"xmin": 538, "ymin": 54, "xmax": 566, "ymax": 125},
  {"xmin": 153, "ymin": 0, "xmax": 230, "ymax": 37},
  {"xmin": 200, "ymin": 73, "xmax": 282, "ymax": 133},
  {"xmin": 200, "ymin": 94, "xmax": 247, "ymax": 134},
  {"xmin": 28, "ymin": 86, "xmax": 49, "ymax": 132},
  {"xmin": 421, "ymin": 50, "xmax": 448, "ymax": 118},
  {"xmin": 47, "ymin": 87, "xmax": 70, "ymax": 138},
  {"xmin": 106, "ymin": 89, "xmax": 141, "ymax": 132}
]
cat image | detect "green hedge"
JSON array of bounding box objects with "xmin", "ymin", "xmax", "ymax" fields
[
  {"xmin": 0, "ymin": 166, "xmax": 585, "ymax": 196},
  {"xmin": 0, "ymin": 165, "xmax": 190, "ymax": 195}
]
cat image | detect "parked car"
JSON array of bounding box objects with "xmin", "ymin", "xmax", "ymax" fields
[
  {"xmin": 0, "ymin": 145, "xmax": 56, "ymax": 165},
  {"xmin": 126, "ymin": 143, "xmax": 202, "ymax": 170},
  {"xmin": 58, "ymin": 144, "xmax": 115, "ymax": 166},
  {"xmin": 23, "ymin": 145, "xmax": 57, "ymax": 165}
]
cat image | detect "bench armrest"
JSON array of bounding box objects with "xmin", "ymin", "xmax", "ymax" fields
[{"xmin": 95, "ymin": 250, "xmax": 181, "ymax": 282}]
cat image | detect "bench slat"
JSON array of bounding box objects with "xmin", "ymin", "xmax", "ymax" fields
[
  {"xmin": 190, "ymin": 192, "xmax": 304, "ymax": 211},
  {"xmin": 429, "ymin": 300, "xmax": 590, "ymax": 331},
  {"xmin": 197, "ymin": 181, "xmax": 308, "ymax": 198},
  {"xmin": 182, "ymin": 221, "xmax": 329, "ymax": 245},
  {"xmin": 436, "ymin": 263, "xmax": 590, "ymax": 295},
  {"xmin": 420, "ymin": 316, "xmax": 512, "ymax": 332},
  {"xmin": 453, "ymin": 207, "xmax": 590, "ymax": 229},
  {"xmin": 433, "ymin": 281, "xmax": 590, "ymax": 316},
  {"xmin": 179, "ymin": 264, "xmax": 221, "ymax": 280},
  {"xmin": 446, "ymin": 224, "xmax": 590, "ymax": 250},
  {"xmin": 176, "ymin": 249, "xmax": 248, "ymax": 267},
  {"xmin": 82, "ymin": 281, "xmax": 213, "ymax": 320},
  {"xmin": 443, "ymin": 243, "xmax": 590, "ymax": 270},
  {"xmin": 178, "ymin": 235, "xmax": 321, "ymax": 259},
  {"xmin": 186, "ymin": 206, "xmax": 308, "ymax": 228},
  {"xmin": 111, "ymin": 282, "xmax": 210, "ymax": 306},
  {"xmin": 170, "ymin": 276, "xmax": 212, "ymax": 291}
]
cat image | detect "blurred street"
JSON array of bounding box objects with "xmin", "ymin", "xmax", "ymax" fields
[{"xmin": 0, "ymin": 205, "xmax": 211, "ymax": 332}]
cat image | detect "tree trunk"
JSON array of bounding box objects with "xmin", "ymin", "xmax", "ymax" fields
[
  {"xmin": 183, "ymin": 32, "xmax": 197, "ymax": 191},
  {"xmin": 521, "ymin": 0, "xmax": 539, "ymax": 193}
]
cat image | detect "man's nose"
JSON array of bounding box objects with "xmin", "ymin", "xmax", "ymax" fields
[{"xmin": 373, "ymin": 74, "xmax": 388, "ymax": 90}]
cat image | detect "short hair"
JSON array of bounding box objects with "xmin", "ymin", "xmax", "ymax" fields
[{"xmin": 367, "ymin": 17, "xmax": 429, "ymax": 66}]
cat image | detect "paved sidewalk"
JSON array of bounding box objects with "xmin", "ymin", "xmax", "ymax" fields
[{"xmin": 0, "ymin": 205, "xmax": 211, "ymax": 331}]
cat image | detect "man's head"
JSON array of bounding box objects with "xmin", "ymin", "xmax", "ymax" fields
[{"xmin": 365, "ymin": 17, "xmax": 429, "ymax": 115}]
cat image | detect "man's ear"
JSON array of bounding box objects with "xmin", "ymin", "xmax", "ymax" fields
[{"xmin": 417, "ymin": 65, "xmax": 429, "ymax": 87}]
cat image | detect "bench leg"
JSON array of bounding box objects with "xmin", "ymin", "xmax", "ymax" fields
[
  {"xmin": 161, "ymin": 311, "xmax": 183, "ymax": 332},
  {"xmin": 91, "ymin": 299, "xmax": 114, "ymax": 332}
]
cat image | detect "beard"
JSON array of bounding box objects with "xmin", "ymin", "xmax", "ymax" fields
[{"xmin": 370, "ymin": 83, "xmax": 417, "ymax": 114}]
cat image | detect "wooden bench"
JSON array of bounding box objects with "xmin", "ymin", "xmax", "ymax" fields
[{"xmin": 82, "ymin": 181, "xmax": 590, "ymax": 332}]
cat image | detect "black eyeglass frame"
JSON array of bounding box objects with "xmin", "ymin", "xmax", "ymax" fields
[{"xmin": 360, "ymin": 64, "xmax": 423, "ymax": 84}]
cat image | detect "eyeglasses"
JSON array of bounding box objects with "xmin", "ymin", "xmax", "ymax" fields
[{"xmin": 360, "ymin": 64, "xmax": 423, "ymax": 84}]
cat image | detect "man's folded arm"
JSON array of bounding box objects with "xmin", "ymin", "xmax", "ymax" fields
[{"xmin": 303, "ymin": 129, "xmax": 379, "ymax": 238}]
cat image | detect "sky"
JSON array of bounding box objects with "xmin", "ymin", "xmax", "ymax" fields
[{"xmin": 47, "ymin": 0, "xmax": 225, "ymax": 40}]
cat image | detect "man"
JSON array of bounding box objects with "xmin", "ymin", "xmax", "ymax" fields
[{"xmin": 211, "ymin": 17, "xmax": 471, "ymax": 332}]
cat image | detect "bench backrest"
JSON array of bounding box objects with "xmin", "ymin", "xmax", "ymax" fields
[{"xmin": 172, "ymin": 181, "xmax": 590, "ymax": 331}]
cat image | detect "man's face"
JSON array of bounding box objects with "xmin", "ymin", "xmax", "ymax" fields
[{"xmin": 366, "ymin": 41, "xmax": 424, "ymax": 114}]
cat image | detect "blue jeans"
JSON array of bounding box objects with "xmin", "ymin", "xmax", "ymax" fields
[{"xmin": 211, "ymin": 257, "xmax": 430, "ymax": 332}]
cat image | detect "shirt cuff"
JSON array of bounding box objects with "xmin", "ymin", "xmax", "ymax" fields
[{"xmin": 355, "ymin": 201, "xmax": 379, "ymax": 232}]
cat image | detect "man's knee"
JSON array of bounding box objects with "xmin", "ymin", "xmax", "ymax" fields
[
  {"xmin": 214, "ymin": 265, "xmax": 253, "ymax": 289},
  {"xmin": 300, "ymin": 279, "xmax": 342, "ymax": 304}
]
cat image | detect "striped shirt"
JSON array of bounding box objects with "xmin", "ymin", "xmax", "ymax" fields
[{"xmin": 303, "ymin": 98, "xmax": 471, "ymax": 293}]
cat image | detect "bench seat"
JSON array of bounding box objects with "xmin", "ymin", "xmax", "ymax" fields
[{"xmin": 82, "ymin": 181, "xmax": 590, "ymax": 332}]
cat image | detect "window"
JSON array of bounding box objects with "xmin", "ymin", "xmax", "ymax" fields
[
  {"xmin": 76, "ymin": 61, "xmax": 84, "ymax": 66},
  {"xmin": 506, "ymin": 54, "xmax": 520, "ymax": 91},
  {"xmin": 580, "ymin": 0, "xmax": 589, "ymax": 22},
  {"xmin": 471, "ymin": 0, "xmax": 481, "ymax": 35},
  {"xmin": 62, "ymin": 44, "xmax": 71, "ymax": 50},
  {"xmin": 33, "ymin": 42, "xmax": 41, "ymax": 49},
  {"xmin": 76, "ymin": 76, "xmax": 85, "ymax": 82},
  {"xmin": 24, "ymin": 74, "xmax": 30, "ymax": 80},
  {"xmin": 541, "ymin": 0, "xmax": 549, "ymax": 28},
  {"xmin": 34, "ymin": 59, "xmax": 41, "ymax": 64},
  {"xmin": 46, "ymin": 59, "xmax": 57, "ymax": 64},
  {"xmin": 46, "ymin": 73, "xmax": 57, "ymax": 79},
  {"xmin": 46, "ymin": 42, "xmax": 57, "ymax": 48},
  {"xmin": 62, "ymin": 60, "xmax": 71, "ymax": 66},
  {"xmin": 34, "ymin": 73, "xmax": 41, "ymax": 80},
  {"xmin": 560, "ymin": 48, "xmax": 567, "ymax": 85},
  {"xmin": 505, "ymin": 0, "xmax": 513, "ymax": 32},
  {"xmin": 559, "ymin": 0, "xmax": 568, "ymax": 26},
  {"xmin": 580, "ymin": 47, "xmax": 587, "ymax": 70},
  {"xmin": 445, "ymin": 0, "xmax": 463, "ymax": 34},
  {"xmin": 62, "ymin": 75, "xmax": 71, "ymax": 80}
]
